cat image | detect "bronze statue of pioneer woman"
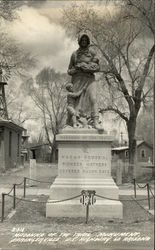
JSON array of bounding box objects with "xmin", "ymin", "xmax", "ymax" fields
[{"xmin": 67, "ymin": 31, "xmax": 102, "ymax": 130}]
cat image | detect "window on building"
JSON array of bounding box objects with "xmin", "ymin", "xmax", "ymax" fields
[
  {"xmin": 125, "ymin": 150, "xmax": 129, "ymax": 158},
  {"xmin": 9, "ymin": 131, "xmax": 12, "ymax": 157},
  {"xmin": 141, "ymin": 149, "xmax": 146, "ymax": 158}
]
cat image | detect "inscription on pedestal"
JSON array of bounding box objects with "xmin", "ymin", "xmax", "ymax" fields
[
  {"xmin": 58, "ymin": 144, "xmax": 111, "ymax": 178},
  {"xmin": 57, "ymin": 134, "xmax": 112, "ymax": 141}
]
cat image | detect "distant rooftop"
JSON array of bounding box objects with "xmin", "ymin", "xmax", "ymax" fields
[
  {"xmin": 112, "ymin": 140, "xmax": 152, "ymax": 151},
  {"xmin": 0, "ymin": 118, "xmax": 24, "ymax": 131},
  {"xmin": 112, "ymin": 146, "xmax": 128, "ymax": 151}
]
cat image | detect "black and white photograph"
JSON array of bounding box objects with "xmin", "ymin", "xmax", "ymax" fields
[{"xmin": 0, "ymin": 0, "xmax": 154, "ymax": 249}]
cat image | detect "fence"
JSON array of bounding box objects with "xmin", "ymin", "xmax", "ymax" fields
[
  {"xmin": 1, "ymin": 177, "xmax": 154, "ymax": 223},
  {"xmin": 0, "ymin": 177, "xmax": 56, "ymax": 222},
  {"xmin": 133, "ymin": 178, "xmax": 155, "ymax": 210},
  {"xmin": 112, "ymin": 159, "xmax": 154, "ymax": 184},
  {"xmin": 1, "ymin": 179, "xmax": 25, "ymax": 223}
]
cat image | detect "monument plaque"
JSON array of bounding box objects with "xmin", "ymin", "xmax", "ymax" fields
[{"xmin": 46, "ymin": 128, "xmax": 123, "ymax": 218}]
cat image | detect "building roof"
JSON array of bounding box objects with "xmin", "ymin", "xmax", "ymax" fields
[
  {"xmin": 112, "ymin": 140, "xmax": 153, "ymax": 151},
  {"xmin": 137, "ymin": 140, "xmax": 144, "ymax": 146},
  {"xmin": 112, "ymin": 146, "xmax": 128, "ymax": 151},
  {"xmin": 28, "ymin": 143, "xmax": 51, "ymax": 150},
  {"xmin": 0, "ymin": 118, "xmax": 24, "ymax": 132}
]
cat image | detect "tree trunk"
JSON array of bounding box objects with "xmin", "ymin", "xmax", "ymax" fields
[
  {"xmin": 51, "ymin": 135, "xmax": 57, "ymax": 163},
  {"xmin": 127, "ymin": 116, "xmax": 137, "ymax": 181}
]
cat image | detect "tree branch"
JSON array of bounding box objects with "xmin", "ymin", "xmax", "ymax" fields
[
  {"xmin": 99, "ymin": 106, "xmax": 128, "ymax": 122},
  {"xmin": 135, "ymin": 44, "xmax": 155, "ymax": 100}
]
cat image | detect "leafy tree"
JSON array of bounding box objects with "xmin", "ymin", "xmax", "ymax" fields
[{"xmin": 62, "ymin": 1, "xmax": 154, "ymax": 179}]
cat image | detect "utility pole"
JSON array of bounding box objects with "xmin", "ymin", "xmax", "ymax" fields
[{"xmin": 0, "ymin": 68, "xmax": 8, "ymax": 119}]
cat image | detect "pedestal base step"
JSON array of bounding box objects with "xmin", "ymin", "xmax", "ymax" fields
[
  {"xmin": 46, "ymin": 199, "xmax": 123, "ymax": 219},
  {"xmin": 49, "ymin": 177, "xmax": 120, "ymax": 200}
]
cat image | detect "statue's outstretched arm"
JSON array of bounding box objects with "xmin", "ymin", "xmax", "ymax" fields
[{"xmin": 68, "ymin": 89, "xmax": 83, "ymax": 98}]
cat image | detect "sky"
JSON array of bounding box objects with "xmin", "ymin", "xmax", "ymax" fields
[
  {"xmin": 4, "ymin": 0, "xmax": 128, "ymax": 141},
  {"xmin": 7, "ymin": 2, "xmax": 76, "ymax": 73},
  {"xmin": 7, "ymin": 0, "xmax": 119, "ymax": 74}
]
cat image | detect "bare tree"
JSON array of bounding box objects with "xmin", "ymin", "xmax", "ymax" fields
[
  {"xmin": 0, "ymin": 0, "xmax": 36, "ymax": 81},
  {"xmin": 8, "ymin": 101, "xmax": 35, "ymax": 126},
  {"xmin": 27, "ymin": 68, "xmax": 68, "ymax": 162},
  {"xmin": 126, "ymin": 0, "xmax": 154, "ymax": 36},
  {"xmin": 0, "ymin": 32, "xmax": 36, "ymax": 78},
  {"xmin": 62, "ymin": 2, "xmax": 154, "ymax": 179},
  {"xmin": 0, "ymin": 1, "xmax": 37, "ymax": 125},
  {"xmin": 0, "ymin": 0, "xmax": 20, "ymax": 22}
]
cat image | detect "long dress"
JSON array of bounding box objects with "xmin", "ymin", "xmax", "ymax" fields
[{"xmin": 68, "ymin": 45, "xmax": 100, "ymax": 118}]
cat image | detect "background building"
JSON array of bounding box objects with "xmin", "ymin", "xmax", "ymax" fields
[
  {"xmin": 112, "ymin": 140, "xmax": 153, "ymax": 179},
  {"xmin": 0, "ymin": 119, "xmax": 24, "ymax": 172}
]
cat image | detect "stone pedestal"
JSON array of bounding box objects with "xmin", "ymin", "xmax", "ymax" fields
[{"xmin": 46, "ymin": 128, "xmax": 123, "ymax": 218}]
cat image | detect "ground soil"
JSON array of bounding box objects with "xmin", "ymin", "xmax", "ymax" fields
[
  {"xmin": 0, "ymin": 193, "xmax": 154, "ymax": 250},
  {"xmin": 0, "ymin": 163, "xmax": 154, "ymax": 250}
]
